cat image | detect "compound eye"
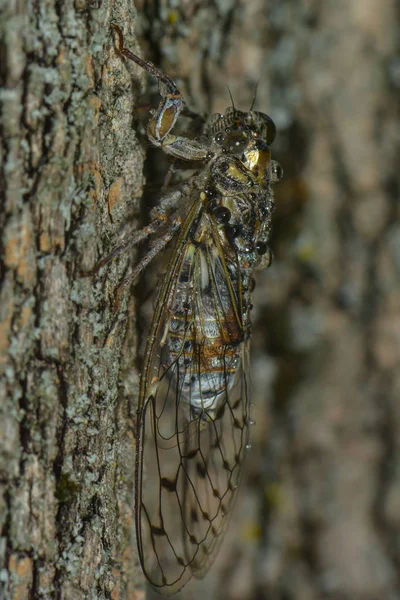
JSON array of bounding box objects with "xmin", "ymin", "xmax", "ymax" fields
[
  {"xmin": 254, "ymin": 112, "xmax": 276, "ymax": 145},
  {"xmin": 215, "ymin": 132, "xmax": 226, "ymax": 145}
]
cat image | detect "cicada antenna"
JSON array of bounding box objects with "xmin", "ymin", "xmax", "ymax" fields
[
  {"xmin": 226, "ymin": 85, "xmax": 236, "ymax": 110},
  {"xmin": 249, "ymin": 80, "xmax": 260, "ymax": 112},
  {"xmin": 111, "ymin": 24, "xmax": 180, "ymax": 96}
]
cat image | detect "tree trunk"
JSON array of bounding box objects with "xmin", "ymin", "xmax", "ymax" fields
[
  {"xmin": 1, "ymin": 1, "xmax": 145, "ymax": 597},
  {"xmin": 1, "ymin": 1, "xmax": 399, "ymax": 600}
]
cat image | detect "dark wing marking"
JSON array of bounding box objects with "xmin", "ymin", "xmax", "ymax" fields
[{"xmin": 136, "ymin": 200, "xmax": 251, "ymax": 596}]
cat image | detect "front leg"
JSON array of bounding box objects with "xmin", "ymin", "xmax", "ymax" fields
[{"xmin": 111, "ymin": 25, "xmax": 209, "ymax": 161}]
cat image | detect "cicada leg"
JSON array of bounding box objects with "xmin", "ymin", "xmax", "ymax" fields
[
  {"xmin": 90, "ymin": 184, "xmax": 185, "ymax": 276},
  {"xmin": 111, "ymin": 24, "xmax": 210, "ymax": 161},
  {"xmin": 113, "ymin": 219, "xmax": 181, "ymax": 312},
  {"xmin": 91, "ymin": 220, "xmax": 163, "ymax": 275}
]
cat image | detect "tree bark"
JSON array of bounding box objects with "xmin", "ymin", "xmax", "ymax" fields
[
  {"xmin": 1, "ymin": 1, "xmax": 145, "ymax": 598},
  {"xmin": 1, "ymin": 1, "xmax": 399, "ymax": 600}
]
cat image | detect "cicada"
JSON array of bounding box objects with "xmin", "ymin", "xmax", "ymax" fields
[{"xmin": 110, "ymin": 24, "xmax": 283, "ymax": 596}]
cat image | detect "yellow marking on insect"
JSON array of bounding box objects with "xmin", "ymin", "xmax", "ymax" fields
[
  {"xmin": 245, "ymin": 149, "xmax": 271, "ymax": 180},
  {"xmin": 200, "ymin": 192, "xmax": 207, "ymax": 202},
  {"xmin": 226, "ymin": 164, "xmax": 249, "ymax": 182},
  {"xmin": 244, "ymin": 149, "xmax": 258, "ymax": 170},
  {"xmin": 162, "ymin": 134, "xmax": 178, "ymax": 146}
]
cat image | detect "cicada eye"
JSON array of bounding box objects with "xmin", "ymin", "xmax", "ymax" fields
[
  {"xmin": 253, "ymin": 111, "xmax": 276, "ymax": 145},
  {"xmin": 215, "ymin": 132, "xmax": 226, "ymax": 145}
]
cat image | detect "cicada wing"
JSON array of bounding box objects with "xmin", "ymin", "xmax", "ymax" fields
[
  {"xmin": 181, "ymin": 342, "xmax": 251, "ymax": 581},
  {"xmin": 136, "ymin": 209, "xmax": 251, "ymax": 595}
]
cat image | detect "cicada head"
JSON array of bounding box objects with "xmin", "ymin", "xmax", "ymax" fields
[
  {"xmin": 208, "ymin": 107, "xmax": 280, "ymax": 184},
  {"xmin": 243, "ymin": 110, "xmax": 276, "ymax": 145}
]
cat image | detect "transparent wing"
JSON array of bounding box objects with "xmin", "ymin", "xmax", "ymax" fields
[{"xmin": 136, "ymin": 204, "xmax": 251, "ymax": 596}]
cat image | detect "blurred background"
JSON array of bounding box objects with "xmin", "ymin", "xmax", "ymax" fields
[{"xmin": 132, "ymin": 1, "xmax": 400, "ymax": 599}]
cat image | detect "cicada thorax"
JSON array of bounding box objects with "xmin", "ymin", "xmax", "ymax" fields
[{"xmin": 204, "ymin": 151, "xmax": 275, "ymax": 273}]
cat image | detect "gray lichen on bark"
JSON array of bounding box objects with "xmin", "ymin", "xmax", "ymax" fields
[{"xmin": 1, "ymin": 0, "xmax": 145, "ymax": 597}]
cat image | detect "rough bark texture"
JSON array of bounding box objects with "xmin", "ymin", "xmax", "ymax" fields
[
  {"xmin": 1, "ymin": 1, "xmax": 399, "ymax": 600},
  {"xmin": 1, "ymin": 0, "xmax": 145, "ymax": 598}
]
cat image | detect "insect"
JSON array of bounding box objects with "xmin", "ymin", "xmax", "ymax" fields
[{"xmin": 110, "ymin": 24, "xmax": 283, "ymax": 596}]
